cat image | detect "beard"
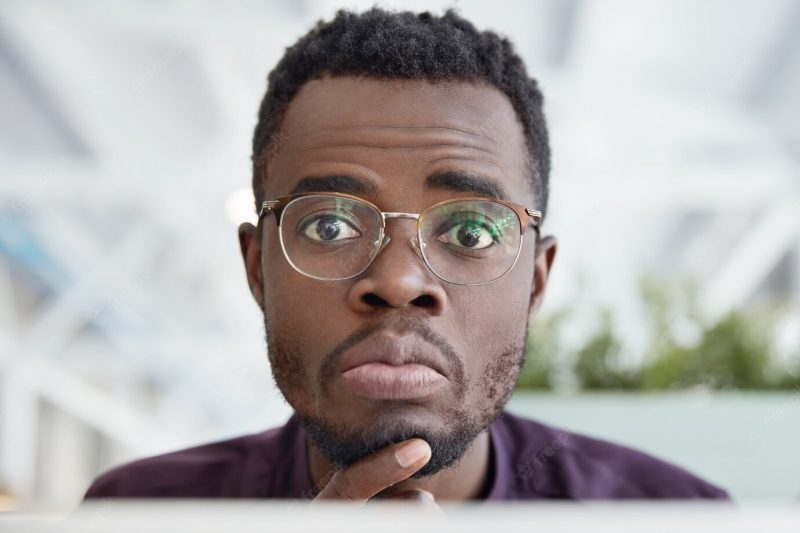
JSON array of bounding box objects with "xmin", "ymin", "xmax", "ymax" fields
[
  {"xmin": 264, "ymin": 312, "xmax": 528, "ymax": 480},
  {"xmin": 295, "ymin": 405, "xmax": 480, "ymax": 478}
]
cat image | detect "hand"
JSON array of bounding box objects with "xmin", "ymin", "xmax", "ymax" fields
[{"xmin": 313, "ymin": 438, "xmax": 439, "ymax": 508}]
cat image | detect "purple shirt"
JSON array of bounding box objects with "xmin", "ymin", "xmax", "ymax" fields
[{"xmin": 84, "ymin": 411, "xmax": 729, "ymax": 500}]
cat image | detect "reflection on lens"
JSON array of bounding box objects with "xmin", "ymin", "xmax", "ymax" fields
[{"xmin": 420, "ymin": 200, "xmax": 522, "ymax": 284}]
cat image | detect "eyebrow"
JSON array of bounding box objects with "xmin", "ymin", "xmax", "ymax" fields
[
  {"xmin": 425, "ymin": 171, "xmax": 507, "ymax": 200},
  {"xmin": 288, "ymin": 171, "xmax": 507, "ymax": 201},
  {"xmin": 289, "ymin": 175, "xmax": 379, "ymax": 196}
]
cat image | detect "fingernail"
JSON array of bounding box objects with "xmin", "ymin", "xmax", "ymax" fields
[{"xmin": 395, "ymin": 440, "xmax": 430, "ymax": 468}]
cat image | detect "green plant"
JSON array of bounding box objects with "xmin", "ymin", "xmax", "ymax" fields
[
  {"xmin": 640, "ymin": 310, "xmax": 773, "ymax": 390},
  {"xmin": 574, "ymin": 310, "xmax": 640, "ymax": 390},
  {"xmin": 516, "ymin": 274, "xmax": 800, "ymax": 392}
]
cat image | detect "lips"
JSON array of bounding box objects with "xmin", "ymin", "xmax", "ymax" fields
[
  {"xmin": 337, "ymin": 332, "xmax": 450, "ymax": 400},
  {"xmin": 341, "ymin": 362, "xmax": 447, "ymax": 400}
]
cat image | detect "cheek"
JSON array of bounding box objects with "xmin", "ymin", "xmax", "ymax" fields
[
  {"xmin": 262, "ymin": 256, "xmax": 349, "ymax": 377},
  {"xmin": 459, "ymin": 274, "xmax": 532, "ymax": 334},
  {"xmin": 452, "ymin": 271, "xmax": 532, "ymax": 390}
]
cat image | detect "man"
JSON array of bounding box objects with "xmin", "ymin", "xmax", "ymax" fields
[{"xmin": 85, "ymin": 8, "xmax": 728, "ymax": 503}]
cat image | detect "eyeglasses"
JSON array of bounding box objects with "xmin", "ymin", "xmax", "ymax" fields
[{"xmin": 259, "ymin": 192, "xmax": 542, "ymax": 286}]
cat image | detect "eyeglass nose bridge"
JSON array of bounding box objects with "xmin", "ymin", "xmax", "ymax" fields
[{"xmin": 370, "ymin": 212, "xmax": 426, "ymax": 263}]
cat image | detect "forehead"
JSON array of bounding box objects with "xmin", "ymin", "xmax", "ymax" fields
[{"xmin": 264, "ymin": 76, "xmax": 531, "ymax": 204}]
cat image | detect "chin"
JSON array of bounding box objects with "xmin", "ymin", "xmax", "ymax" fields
[{"xmin": 296, "ymin": 404, "xmax": 482, "ymax": 475}]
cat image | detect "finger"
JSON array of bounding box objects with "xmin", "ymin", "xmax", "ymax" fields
[{"xmin": 314, "ymin": 438, "xmax": 431, "ymax": 502}]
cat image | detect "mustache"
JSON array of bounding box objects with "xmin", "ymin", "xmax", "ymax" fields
[{"xmin": 317, "ymin": 314, "xmax": 465, "ymax": 393}]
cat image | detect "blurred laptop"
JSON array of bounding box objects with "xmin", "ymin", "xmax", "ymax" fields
[{"xmin": 2, "ymin": 501, "xmax": 799, "ymax": 533}]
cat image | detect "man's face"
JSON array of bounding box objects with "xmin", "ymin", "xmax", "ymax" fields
[{"xmin": 241, "ymin": 77, "xmax": 556, "ymax": 476}]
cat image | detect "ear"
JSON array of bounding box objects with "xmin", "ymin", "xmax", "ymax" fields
[
  {"xmin": 238, "ymin": 222, "xmax": 265, "ymax": 310},
  {"xmin": 529, "ymin": 235, "xmax": 557, "ymax": 315}
]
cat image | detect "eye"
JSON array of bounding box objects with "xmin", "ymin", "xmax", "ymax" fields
[
  {"xmin": 299, "ymin": 214, "xmax": 362, "ymax": 242},
  {"xmin": 436, "ymin": 219, "xmax": 497, "ymax": 250}
]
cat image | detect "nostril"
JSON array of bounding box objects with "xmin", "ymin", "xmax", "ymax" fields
[
  {"xmin": 362, "ymin": 293, "xmax": 389, "ymax": 308},
  {"xmin": 410, "ymin": 294, "xmax": 436, "ymax": 308}
]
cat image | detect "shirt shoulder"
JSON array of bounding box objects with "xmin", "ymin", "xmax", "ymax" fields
[
  {"xmin": 84, "ymin": 416, "xmax": 309, "ymax": 499},
  {"xmin": 493, "ymin": 411, "xmax": 730, "ymax": 499}
]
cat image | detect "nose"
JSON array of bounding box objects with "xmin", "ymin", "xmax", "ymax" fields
[{"xmin": 346, "ymin": 222, "xmax": 447, "ymax": 315}]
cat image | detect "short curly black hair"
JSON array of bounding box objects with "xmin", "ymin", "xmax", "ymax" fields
[{"xmin": 252, "ymin": 7, "xmax": 550, "ymax": 216}]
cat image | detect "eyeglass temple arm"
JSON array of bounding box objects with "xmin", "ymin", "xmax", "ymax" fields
[
  {"xmin": 523, "ymin": 207, "xmax": 543, "ymax": 234},
  {"xmin": 259, "ymin": 200, "xmax": 284, "ymax": 222}
]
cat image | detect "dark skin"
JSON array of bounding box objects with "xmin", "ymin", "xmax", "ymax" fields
[{"xmin": 239, "ymin": 76, "xmax": 556, "ymax": 504}]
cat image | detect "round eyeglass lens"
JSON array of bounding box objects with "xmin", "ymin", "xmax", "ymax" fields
[
  {"xmin": 418, "ymin": 199, "xmax": 522, "ymax": 284},
  {"xmin": 279, "ymin": 195, "xmax": 383, "ymax": 280}
]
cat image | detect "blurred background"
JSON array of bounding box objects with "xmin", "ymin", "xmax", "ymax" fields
[{"xmin": 1, "ymin": 0, "xmax": 799, "ymax": 512}]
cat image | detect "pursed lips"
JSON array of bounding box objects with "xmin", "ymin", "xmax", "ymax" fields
[
  {"xmin": 336, "ymin": 332, "xmax": 452, "ymax": 401},
  {"xmin": 337, "ymin": 331, "xmax": 451, "ymax": 379}
]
